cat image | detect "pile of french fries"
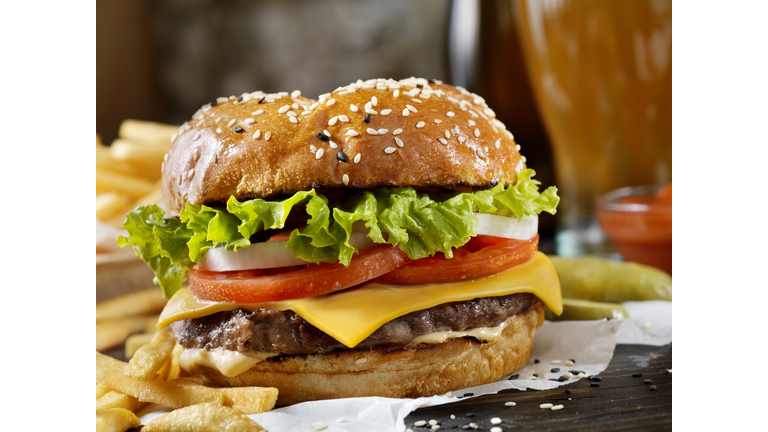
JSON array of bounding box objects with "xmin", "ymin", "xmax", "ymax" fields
[
  {"xmin": 96, "ymin": 119, "xmax": 178, "ymax": 229},
  {"xmin": 96, "ymin": 291, "xmax": 276, "ymax": 431}
]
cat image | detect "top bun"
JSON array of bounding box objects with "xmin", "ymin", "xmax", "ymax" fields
[{"xmin": 162, "ymin": 77, "xmax": 527, "ymax": 216}]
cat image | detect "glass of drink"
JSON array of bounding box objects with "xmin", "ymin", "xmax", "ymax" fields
[{"xmin": 515, "ymin": 0, "xmax": 672, "ymax": 257}]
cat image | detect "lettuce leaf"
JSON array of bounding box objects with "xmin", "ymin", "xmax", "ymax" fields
[{"xmin": 118, "ymin": 169, "xmax": 559, "ymax": 298}]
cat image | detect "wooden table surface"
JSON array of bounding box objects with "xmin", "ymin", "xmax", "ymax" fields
[{"xmin": 404, "ymin": 343, "xmax": 672, "ymax": 431}]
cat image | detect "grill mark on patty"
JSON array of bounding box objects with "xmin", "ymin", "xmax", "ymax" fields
[{"xmin": 171, "ymin": 293, "xmax": 540, "ymax": 355}]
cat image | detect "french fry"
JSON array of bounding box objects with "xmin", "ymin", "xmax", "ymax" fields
[
  {"xmin": 125, "ymin": 332, "xmax": 154, "ymax": 360},
  {"xmin": 97, "ymin": 144, "xmax": 160, "ymax": 181},
  {"xmin": 96, "ymin": 408, "xmax": 141, "ymax": 432},
  {"xmin": 96, "ymin": 390, "xmax": 146, "ymax": 412},
  {"xmin": 96, "ymin": 352, "xmax": 279, "ymax": 414},
  {"xmin": 97, "ymin": 315, "xmax": 158, "ymax": 351},
  {"xmin": 142, "ymin": 403, "xmax": 266, "ymax": 432},
  {"xmin": 97, "ymin": 167, "xmax": 157, "ymax": 199},
  {"xmin": 119, "ymin": 119, "xmax": 179, "ymax": 145},
  {"xmin": 127, "ymin": 330, "xmax": 177, "ymax": 380},
  {"xmin": 110, "ymin": 139, "xmax": 167, "ymax": 170},
  {"xmin": 135, "ymin": 186, "xmax": 164, "ymax": 207},
  {"xmin": 96, "ymin": 288, "xmax": 167, "ymax": 322},
  {"xmin": 96, "ymin": 192, "xmax": 133, "ymax": 222},
  {"xmin": 167, "ymin": 343, "xmax": 185, "ymax": 380},
  {"xmin": 97, "ymin": 384, "xmax": 111, "ymax": 399}
]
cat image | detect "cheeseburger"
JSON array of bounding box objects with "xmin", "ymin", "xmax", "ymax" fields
[{"xmin": 119, "ymin": 77, "xmax": 562, "ymax": 405}]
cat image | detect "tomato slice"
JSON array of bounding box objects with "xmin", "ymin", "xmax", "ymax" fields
[
  {"xmin": 374, "ymin": 235, "xmax": 539, "ymax": 285},
  {"xmin": 189, "ymin": 244, "xmax": 411, "ymax": 303}
]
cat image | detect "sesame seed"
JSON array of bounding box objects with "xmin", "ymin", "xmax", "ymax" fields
[
  {"xmin": 394, "ymin": 89, "xmax": 400, "ymax": 97},
  {"xmin": 286, "ymin": 111, "xmax": 297, "ymax": 117},
  {"xmin": 310, "ymin": 102, "xmax": 319, "ymax": 110},
  {"xmin": 565, "ymin": 360, "xmax": 574, "ymax": 366},
  {"xmin": 434, "ymin": 119, "xmax": 442, "ymax": 124},
  {"xmin": 508, "ymin": 374, "xmax": 519, "ymax": 380},
  {"xmin": 342, "ymin": 174, "xmax": 350, "ymax": 185},
  {"xmin": 412, "ymin": 98, "xmax": 422, "ymax": 103},
  {"xmin": 416, "ymin": 121, "xmax": 425, "ymax": 128},
  {"xmin": 365, "ymin": 108, "xmax": 378, "ymax": 115},
  {"xmin": 444, "ymin": 130, "xmax": 451, "ymax": 139},
  {"xmin": 366, "ymin": 128, "xmax": 378, "ymax": 135},
  {"xmin": 329, "ymin": 116, "xmax": 338, "ymax": 126},
  {"xmin": 393, "ymin": 128, "xmax": 403, "ymax": 135},
  {"xmin": 468, "ymin": 120, "xmax": 476, "ymax": 126},
  {"xmin": 253, "ymin": 110, "xmax": 264, "ymax": 116},
  {"xmin": 458, "ymin": 136, "xmax": 466, "ymax": 143},
  {"xmin": 309, "ymin": 145, "xmax": 317, "ymax": 153},
  {"xmin": 474, "ymin": 128, "xmax": 480, "ymax": 137},
  {"xmin": 323, "ymin": 130, "xmax": 331, "ymax": 137},
  {"xmin": 264, "ymin": 131, "xmax": 271, "ymax": 140},
  {"xmin": 540, "ymin": 404, "xmax": 553, "ymax": 409},
  {"xmin": 365, "ymin": 101, "xmax": 372, "ymax": 110},
  {"xmin": 381, "ymin": 109, "xmax": 392, "ymax": 115},
  {"xmin": 535, "ymin": 359, "xmax": 540, "ymax": 363},
  {"xmin": 378, "ymin": 128, "xmax": 388, "ymax": 134},
  {"xmin": 644, "ymin": 379, "xmax": 653, "ymax": 384},
  {"xmin": 364, "ymin": 114, "xmax": 371, "ymax": 123},
  {"xmin": 590, "ymin": 376, "xmax": 602, "ymax": 381},
  {"xmin": 227, "ymin": 119, "xmax": 236, "ymax": 127},
  {"xmin": 516, "ymin": 144, "xmax": 521, "ymax": 151},
  {"xmin": 354, "ymin": 153, "xmax": 361, "ymax": 163},
  {"xmin": 552, "ymin": 405, "xmax": 564, "ymax": 411},
  {"xmin": 291, "ymin": 90, "xmax": 301, "ymax": 97},
  {"xmin": 217, "ymin": 97, "xmax": 229, "ymax": 103},
  {"xmin": 551, "ymin": 368, "xmax": 560, "ymax": 373},
  {"xmin": 591, "ymin": 382, "xmax": 600, "ymax": 387},
  {"xmin": 454, "ymin": 126, "xmax": 460, "ymax": 134},
  {"xmin": 491, "ymin": 418, "xmax": 501, "ymax": 425},
  {"xmin": 384, "ymin": 147, "xmax": 397, "ymax": 154},
  {"xmin": 491, "ymin": 428, "xmax": 502, "ymax": 432},
  {"xmin": 643, "ymin": 322, "xmax": 652, "ymax": 329},
  {"xmin": 438, "ymin": 138, "xmax": 448, "ymax": 145},
  {"xmin": 505, "ymin": 401, "xmax": 516, "ymax": 406},
  {"xmin": 650, "ymin": 385, "xmax": 657, "ymax": 390},
  {"xmin": 258, "ymin": 96, "xmax": 266, "ymax": 104},
  {"xmin": 429, "ymin": 420, "xmax": 438, "ymax": 426},
  {"xmin": 402, "ymin": 108, "xmax": 410, "ymax": 116},
  {"xmin": 315, "ymin": 148, "xmax": 325, "ymax": 159},
  {"xmin": 633, "ymin": 373, "xmax": 643, "ymax": 377},
  {"xmin": 414, "ymin": 421, "xmax": 427, "ymax": 427},
  {"xmin": 216, "ymin": 128, "xmax": 222, "ymax": 134},
  {"xmin": 326, "ymin": 99, "xmax": 336, "ymax": 106},
  {"xmin": 347, "ymin": 130, "xmax": 359, "ymax": 136},
  {"xmin": 395, "ymin": 137, "xmax": 404, "ymax": 147},
  {"xmin": 289, "ymin": 117, "xmax": 298, "ymax": 123},
  {"xmin": 329, "ymin": 141, "xmax": 338, "ymax": 149},
  {"xmin": 278, "ymin": 105, "xmax": 289, "ymax": 114},
  {"xmin": 372, "ymin": 96, "xmax": 378, "ymax": 106},
  {"xmin": 243, "ymin": 118, "xmax": 254, "ymax": 125},
  {"xmin": 337, "ymin": 151, "xmax": 347, "ymax": 162},
  {"xmin": 551, "ymin": 360, "xmax": 562, "ymax": 364},
  {"xmin": 564, "ymin": 372, "xmax": 574, "ymax": 378},
  {"xmin": 317, "ymin": 132, "xmax": 329, "ymax": 141},
  {"xmin": 338, "ymin": 115, "xmax": 350, "ymax": 122},
  {"xmin": 350, "ymin": 104, "xmax": 358, "ymax": 112},
  {"xmin": 446, "ymin": 111, "xmax": 455, "ymax": 117},
  {"xmin": 667, "ymin": 369, "xmax": 672, "ymax": 373},
  {"xmin": 406, "ymin": 104, "xmax": 418, "ymax": 113},
  {"xmin": 337, "ymin": 418, "xmax": 348, "ymax": 423}
]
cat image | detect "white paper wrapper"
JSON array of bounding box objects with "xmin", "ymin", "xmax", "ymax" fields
[{"xmin": 137, "ymin": 300, "xmax": 672, "ymax": 431}]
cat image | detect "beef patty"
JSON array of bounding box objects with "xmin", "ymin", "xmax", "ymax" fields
[{"xmin": 171, "ymin": 293, "xmax": 540, "ymax": 355}]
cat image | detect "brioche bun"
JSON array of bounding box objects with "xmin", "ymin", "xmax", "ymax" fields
[
  {"xmin": 195, "ymin": 302, "xmax": 543, "ymax": 406},
  {"xmin": 162, "ymin": 77, "xmax": 527, "ymax": 216}
]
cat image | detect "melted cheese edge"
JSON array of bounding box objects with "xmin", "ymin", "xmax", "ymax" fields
[{"xmin": 158, "ymin": 252, "xmax": 562, "ymax": 348}]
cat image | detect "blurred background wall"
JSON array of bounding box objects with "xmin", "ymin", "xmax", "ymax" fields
[{"xmin": 97, "ymin": 0, "xmax": 558, "ymax": 242}]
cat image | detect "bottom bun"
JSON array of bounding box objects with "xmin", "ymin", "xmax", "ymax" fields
[{"xmin": 198, "ymin": 302, "xmax": 544, "ymax": 406}]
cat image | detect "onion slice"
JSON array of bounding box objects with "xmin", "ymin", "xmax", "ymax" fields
[
  {"xmin": 473, "ymin": 213, "xmax": 538, "ymax": 240},
  {"xmin": 198, "ymin": 232, "xmax": 375, "ymax": 271}
]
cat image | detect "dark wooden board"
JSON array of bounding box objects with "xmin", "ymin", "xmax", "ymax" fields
[{"xmin": 404, "ymin": 344, "xmax": 672, "ymax": 431}]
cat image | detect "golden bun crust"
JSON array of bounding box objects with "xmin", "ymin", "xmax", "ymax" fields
[
  {"xmin": 162, "ymin": 78, "xmax": 526, "ymax": 216},
  {"xmin": 198, "ymin": 302, "xmax": 543, "ymax": 406}
]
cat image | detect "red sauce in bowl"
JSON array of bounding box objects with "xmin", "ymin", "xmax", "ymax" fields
[{"xmin": 597, "ymin": 184, "xmax": 672, "ymax": 274}]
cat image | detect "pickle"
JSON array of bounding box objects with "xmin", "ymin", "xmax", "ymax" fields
[
  {"xmin": 549, "ymin": 256, "xmax": 672, "ymax": 303},
  {"xmin": 545, "ymin": 298, "xmax": 629, "ymax": 321}
]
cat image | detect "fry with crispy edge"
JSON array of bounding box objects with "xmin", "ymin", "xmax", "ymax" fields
[
  {"xmin": 96, "ymin": 352, "xmax": 278, "ymax": 414},
  {"xmin": 96, "ymin": 390, "xmax": 146, "ymax": 412},
  {"xmin": 96, "ymin": 408, "xmax": 140, "ymax": 432},
  {"xmin": 142, "ymin": 403, "xmax": 266, "ymax": 432},
  {"xmin": 127, "ymin": 330, "xmax": 177, "ymax": 380}
]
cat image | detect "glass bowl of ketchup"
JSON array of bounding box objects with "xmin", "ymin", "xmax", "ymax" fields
[{"xmin": 596, "ymin": 184, "xmax": 672, "ymax": 274}]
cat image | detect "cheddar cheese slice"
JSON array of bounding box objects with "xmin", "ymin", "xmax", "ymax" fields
[{"xmin": 158, "ymin": 252, "xmax": 562, "ymax": 348}]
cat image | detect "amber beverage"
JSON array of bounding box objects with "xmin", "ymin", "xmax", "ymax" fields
[{"xmin": 516, "ymin": 0, "xmax": 672, "ymax": 256}]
